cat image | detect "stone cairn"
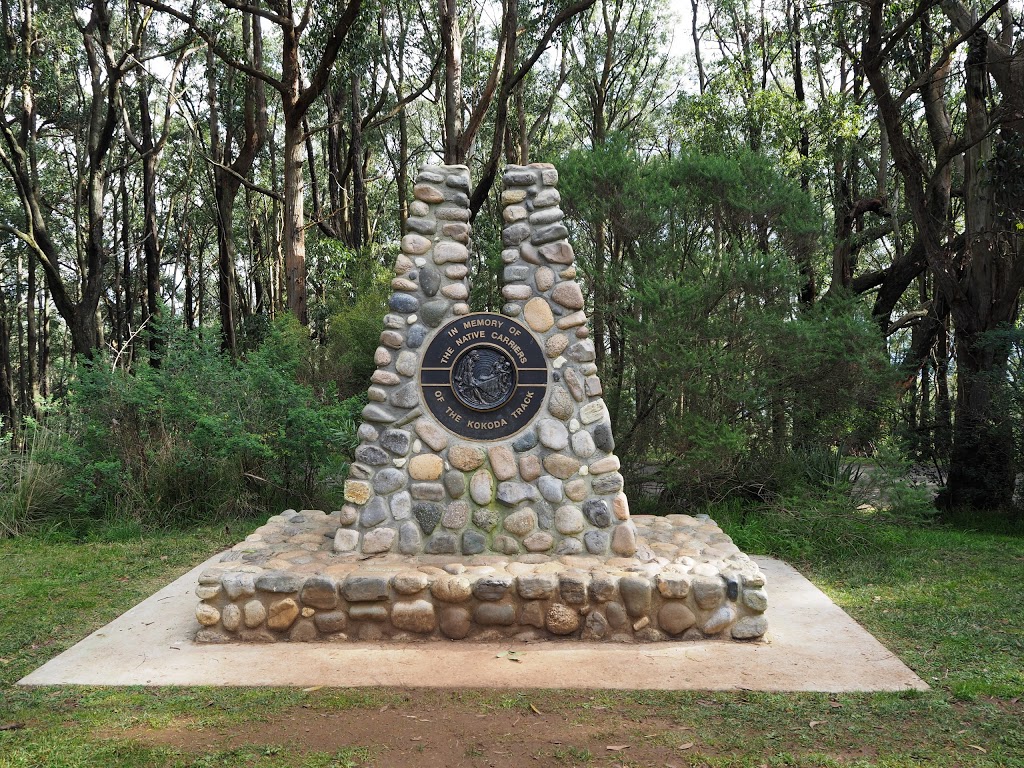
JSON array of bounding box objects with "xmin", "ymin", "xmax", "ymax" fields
[{"xmin": 192, "ymin": 163, "xmax": 769, "ymax": 644}]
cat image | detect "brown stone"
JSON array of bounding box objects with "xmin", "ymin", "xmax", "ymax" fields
[
  {"xmin": 415, "ymin": 420, "xmax": 449, "ymax": 451},
  {"xmin": 556, "ymin": 310, "xmax": 587, "ymax": 329},
  {"xmin": 543, "ymin": 453, "xmax": 581, "ymax": 480},
  {"xmin": 523, "ymin": 297, "xmax": 554, "ymax": 332},
  {"xmin": 392, "ymin": 571, "xmax": 431, "ymax": 595},
  {"xmin": 546, "ymin": 604, "xmax": 580, "ymax": 635},
  {"xmin": 196, "ymin": 603, "xmax": 220, "ymax": 626},
  {"xmin": 524, "ymin": 532, "xmax": 554, "ymax": 552},
  {"xmin": 539, "ymin": 241, "xmax": 574, "ymax": 264},
  {"xmin": 267, "ymin": 598, "xmax": 300, "ymax": 630},
  {"xmin": 612, "ymin": 493, "xmax": 630, "ymax": 520},
  {"xmin": 450, "ymin": 445, "xmax": 486, "ymax": 471},
  {"xmin": 409, "ymin": 454, "xmax": 444, "ymax": 481},
  {"xmin": 589, "ymin": 456, "xmax": 620, "ymax": 475},
  {"xmin": 545, "ymin": 334, "xmax": 569, "ymax": 358},
  {"xmin": 564, "ymin": 479, "xmax": 588, "ymax": 501},
  {"xmin": 659, "ymin": 603, "xmax": 696, "ymax": 635},
  {"xmin": 535, "ymin": 267, "xmax": 555, "ymax": 292},
  {"xmin": 547, "ymin": 386, "xmax": 574, "ymax": 420},
  {"xmin": 413, "ymin": 183, "xmax": 444, "ymax": 203},
  {"xmin": 441, "ymin": 283, "xmax": 469, "ymax": 300},
  {"xmin": 391, "ymin": 600, "xmax": 437, "ymax": 633},
  {"xmin": 519, "ymin": 455, "xmax": 542, "ymax": 481},
  {"xmin": 503, "ymin": 508, "xmax": 537, "ymax": 536},
  {"xmin": 438, "ymin": 606, "xmax": 472, "ymax": 639},
  {"xmin": 431, "ymin": 575, "xmax": 472, "ymax": 603},
  {"xmin": 488, "ymin": 446, "xmax": 517, "ymax": 481},
  {"xmin": 401, "ymin": 233, "xmax": 431, "ymax": 255},
  {"xmin": 611, "ymin": 522, "xmax": 638, "ymax": 556}
]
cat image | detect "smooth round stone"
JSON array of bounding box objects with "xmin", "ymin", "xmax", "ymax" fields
[
  {"xmin": 564, "ymin": 479, "xmax": 588, "ymax": 501},
  {"xmin": 524, "ymin": 297, "xmax": 554, "ymax": 332},
  {"xmin": 488, "ymin": 446, "xmax": 517, "ymax": 481},
  {"xmin": 535, "ymin": 267, "xmax": 555, "ymax": 292},
  {"xmin": 693, "ymin": 577, "xmax": 726, "ymax": 609},
  {"xmin": 494, "ymin": 534, "xmax": 520, "ymax": 555},
  {"xmin": 656, "ymin": 573, "xmax": 692, "ymax": 599},
  {"xmin": 551, "ymin": 281, "xmax": 585, "ymax": 310},
  {"xmin": 444, "ymin": 471, "xmax": 466, "ymax": 499},
  {"xmin": 300, "ymin": 576, "xmax": 339, "ymax": 609},
  {"xmin": 555, "ymin": 505, "xmax": 585, "ymax": 534},
  {"xmin": 242, "ymin": 599, "xmax": 267, "ymax": 628},
  {"xmin": 398, "ymin": 521, "xmax": 421, "ymax": 553},
  {"xmin": 470, "ymin": 469, "xmax": 494, "ymax": 505},
  {"xmin": 496, "ymin": 481, "xmax": 539, "ymax": 506},
  {"xmin": 571, "ymin": 430, "xmax": 596, "ymax": 458},
  {"xmin": 392, "ymin": 571, "xmax": 431, "ymax": 595},
  {"xmin": 474, "ymin": 603, "xmax": 517, "ymax": 626},
  {"xmin": 545, "ymin": 334, "xmax": 569, "ymax": 359},
  {"xmin": 619, "ymin": 576, "xmax": 652, "ymax": 618},
  {"xmin": 380, "ymin": 428, "xmax": 412, "ymax": 456},
  {"xmin": 394, "ymin": 253, "xmax": 416, "ymax": 274},
  {"xmin": 390, "ymin": 491, "xmax": 412, "ymax": 520},
  {"xmin": 363, "ymin": 527, "xmax": 397, "ymax": 553},
  {"xmin": 442, "ymin": 283, "xmax": 469, "ymax": 300},
  {"xmin": 267, "ymin": 598, "xmax": 299, "ymax": 630},
  {"xmin": 555, "ymin": 537, "xmax": 583, "ymax": 555},
  {"xmin": 434, "ymin": 241, "xmax": 469, "ymax": 264},
  {"xmin": 401, "ymin": 233, "xmax": 431, "ymax": 255},
  {"xmin": 419, "ymin": 266, "xmax": 441, "ymax": 296},
  {"xmin": 546, "ymin": 604, "xmax": 580, "ymax": 635},
  {"xmin": 611, "ymin": 521, "xmax": 638, "ymax": 556},
  {"xmin": 535, "ymin": 475, "xmax": 562, "ymax": 503},
  {"xmin": 373, "ymin": 468, "xmax": 406, "ymax": 494},
  {"xmin": 425, "ymin": 531, "xmax": 459, "ymax": 554},
  {"xmin": 334, "ymin": 529, "xmax": 359, "ymax": 552},
  {"xmin": 503, "ymin": 508, "xmax": 537, "ymax": 536},
  {"xmin": 473, "ymin": 577, "xmax": 514, "ymax": 601},
  {"xmin": 431, "ymin": 575, "xmax": 472, "ymax": 602},
  {"xmin": 538, "ymin": 419, "xmax": 569, "ymax": 450},
  {"xmin": 583, "ymin": 499, "xmax": 612, "ymax": 528},
  {"xmin": 547, "ymin": 386, "xmax": 574, "ymax": 421},
  {"xmin": 544, "ymin": 453, "xmax": 580, "ymax": 480},
  {"xmin": 472, "ymin": 507, "xmax": 498, "ymax": 531},
  {"xmin": 415, "ymin": 420, "xmax": 449, "ymax": 451},
  {"xmin": 409, "ymin": 454, "xmax": 444, "ymax": 481},
  {"xmin": 389, "ymin": 293, "xmax": 420, "ymax": 314},
  {"xmin": 220, "ymin": 604, "xmax": 241, "ymax": 632},
  {"xmin": 743, "ymin": 588, "xmax": 768, "ymax": 612},
  {"xmin": 450, "ymin": 445, "xmax": 486, "ymax": 471},
  {"xmin": 407, "ymin": 324, "xmax": 428, "ymax": 348},
  {"xmin": 659, "ymin": 603, "xmax": 696, "ymax": 635},
  {"xmin": 583, "ymin": 530, "xmax": 609, "ymax": 554},
  {"xmin": 439, "ymin": 606, "xmax": 472, "ymax": 639},
  {"xmin": 701, "ymin": 604, "xmax": 738, "ymax": 635},
  {"xmin": 196, "ymin": 603, "xmax": 221, "ymax": 626},
  {"xmin": 502, "ymin": 284, "xmax": 532, "ymax": 301},
  {"xmin": 462, "ymin": 530, "xmax": 487, "ymax": 554},
  {"xmin": 524, "ymin": 532, "xmax": 554, "ymax": 552},
  {"xmin": 540, "ymin": 239, "xmax": 572, "ymax": 263},
  {"xmin": 391, "ymin": 600, "xmax": 436, "ymax": 633},
  {"xmin": 592, "ymin": 422, "xmax": 615, "ymax": 452},
  {"xmin": 589, "ymin": 455, "xmax": 619, "ymax": 474},
  {"xmin": 519, "ymin": 455, "xmax": 542, "ymax": 481},
  {"xmin": 420, "ymin": 300, "xmax": 448, "ymax": 328},
  {"xmin": 512, "ymin": 429, "xmax": 538, "ymax": 452},
  {"xmin": 592, "ymin": 472, "xmax": 624, "ymax": 495},
  {"xmin": 732, "ymin": 615, "xmax": 768, "ymax": 639}
]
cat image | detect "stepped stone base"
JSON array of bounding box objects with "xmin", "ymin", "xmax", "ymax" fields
[{"xmin": 194, "ymin": 511, "xmax": 768, "ymax": 643}]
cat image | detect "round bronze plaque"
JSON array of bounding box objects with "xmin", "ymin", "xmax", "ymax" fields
[{"xmin": 420, "ymin": 313, "xmax": 548, "ymax": 440}]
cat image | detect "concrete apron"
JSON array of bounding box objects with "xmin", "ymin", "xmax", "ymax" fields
[{"xmin": 19, "ymin": 556, "xmax": 927, "ymax": 692}]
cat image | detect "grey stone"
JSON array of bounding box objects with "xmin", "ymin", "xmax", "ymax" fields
[
  {"xmin": 472, "ymin": 507, "xmax": 498, "ymax": 531},
  {"xmin": 462, "ymin": 530, "xmax": 487, "ymax": 554},
  {"xmin": 520, "ymin": 601, "xmax": 545, "ymax": 628},
  {"xmin": 357, "ymin": 423, "xmax": 379, "ymax": 443},
  {"xmin": 592, "ymin": 423, "xmax": 615, "ymax": 452},
  {"xmin": 223, "ymin": 572, "xmax": 256, "ymax": 600},
  {"xmin": 334, "ymin": 529, "xmax": 359, "ymax": 552},
  {"xmin": 411, "ymin": 482, "xmax": 446, "ymax": 501},
  {"xmin": 592, "ymin": 472, "xmax": 624, "ymax": 494},
  {"xmin": 502, "ymin": 221, "xmax": 532, "ymax": 246},
  {"xmin": 494, "ymin": 534, "xmax": 520, "ymax": 555},
  {"xmin": 256, "ymin": 571, "xmax": 303, "ymax": 593},
  {"xmin": 731, "ymin": 615, "xmax": 768, "ymax": 639},
  {"xmin": 583, "ymin": 499, "xmax": 612, "ymax": 527},
  {"xmin": 470, "ymin": 470, "xmax": 493, "ymax": 505},
  {"xmin": 503, "ymin": 265, "xmax": 530, "ymax": 282},
  {"xmin": 360, "ymin": 497, "xmax": 388, "ymax": 528},
  {"xmin": 407, "ymin": 324, "xmax": 428, "ymax": 349},
  {"xmin": 419, "ymin": 266, "xmax": 441, "ymax": 296},
  {"xmin": 743, "ymin": 588, "xmax": 768, "ymax": 612},
  {"xmin": 389, "ymin": 293, "xmax": 419, "ymax": 313},
  {"xmin": 567, "ymin": 340, "xmax": 596, "ymax": 363},
  {"xmin": 693, "ymin": 577, "xmax": 726, "ymax": 610},
  {"xmin": 299, "ymin": 576, "xmax": 339, "ymax": 610},
  {"xmin": 658, "ymin": 603, "xmax": 696, "ymax": 635},
  {"xmin": 619, "ymin": 576, "xmax": 652, "ymax": 618},
  {"xmin": 442, "ymin": 500, "xmax": 470, "ymax": 529},
  {"xmin": 530, "ymin": 206, "xmax": 563, "ymax": 226},
  {"xmin": 531, "ymin": 223, "xmax": 569, "ymax": 245},
  {"xmin": 536, "ymin": 505, "xmax": 554, "ymax": 530},
  {"xmin": 362, "ymin": 404, "xmax": 395, "ymax": 423},
  {"xmin": 362, "ymin": 527, "xmax": 396, "ymax": 553},
  {"xmin": 380, "ymin": 429, "xmax": 412, "ymax": 456},
  {"xmin": 391, "ymin": 490, "xmax": 412, "ymax": 520},
  {"xmin": 584, "ymin": 530, "xmax": 610, "ymax": 554},
  {"xmin": 373, "ymin": 468, "xmax": 406, "ymax": 494},
  {"xmin": 496, "ymin": 481, "xmax": 540, "ymax": 506},
  {"xmin": 393, "ymin": 571, "xmax": 430, "ymax": 595},
  {"xmin": 349, "ymin": 604, "xmax": 389, "ymax": 621},
  {"xmin": 398, "ymin": 521, "xmax": 422, "ymax": 554},
  {"xmin": 392, "ymin": 600, "xmax": 436, "ymax": 633},
  {"xmin": 701, "ymin": 604, "xmax": 737, "ymax": 635},
  {"xmin": 314, "ymin": 610, "xmax": 347, "ymax": 634},
  {"xmin": 446, "ymin": 173, "xmax": 469, "ymax": 190},
  {"xmin": 425, "ymin": 531, "xmax": 459, "ymax": 554},
  {"xmin": 538, "ymin": 419, "xmax": 569, "ymax": 450},
  {"xmin": 406, "ymin": 216, "xmax": 436, "ymax": 235},
  {"xmin": 552, "ymin": 534, "xmax": 584, "ymax": 555},
  {"xmin": 605, "ymin": 601, "xmax": 629, "ymax": 629},
  {"xmin": 517, "ymin": 573, "xmax": 558, "ymax": 600},
  {"xmin": 547, "ymin": 386, "xmax": 574, "ymax": 420},
  {"xmin": 391, "ymin": 383, "xmax": 420, "ymax": 409},
  {"xmin": 474, "ymin": 603, "xmax": 516, "ymax": 626},
  {"xmin": 435, "ymin": 206, "xmax": 471, "ymax": 222},
  {"xmin": 589, "ymin": 575, "xmax": 618, "ymax": 603},
  {"xmin": 355, "ymin": 445, "xmax": 390, "ymax": 466},
  {"xmin": 415, "ymin": 420, "xmax": 449, "ymax": 450},
  {"xmin": 439, "ymin": 606, "xmax": 472, "ymax": 639},
  {"xmin": 512, "ymin": 429, "xmax": 538, "ymax": 452},
  {"xmin": 420, "ymin": 300, "xmax": 448, "ymax": 327},
  {"xmin": 503, "ymin": 169, "xmax": 537, "ymax": 185},
  {"xmin": 538, "ymin": 476, "xmax": 564, "ymax": 503},
  {"xmin": 473, "ymin": 576, "xmax": 514, "ymax": 601},
  {"xmin": 554, "ymin": 505, "xmax": 585, "ymax": 534},
  {"xmin": 559, "ymin": 574, "xmax": 589, "ymax": 604},
  {"xmin": 582, "ymin": 610, "xmax": 608, "ymax": 640},
  {"xmin": 571, "ymin": 430, "xmax": 596, "ymax": 458},
  {"xmin": 413, "ymin": 502, "xmax": 443, "ymax": 534},
  {"xmin": 444, "ymin": 470, "xmax": 466, "ymax": 499},
  {"xmin": 342, "ymin": 575, "xmax": 390, "ymax": 602}
]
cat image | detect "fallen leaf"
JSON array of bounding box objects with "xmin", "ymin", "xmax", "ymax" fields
[
  {"xmin": 829, "ymin": 701, "xmax": 843, "ymax": 709},
  {"xmin": 678, "ymin": 742, "xmax": 694, "ymax": 750},
  {"xmin": 529, "ymin": 703, "xmax": 542, "ymax": 715},
  {"xmin": 606, "ymin": 745, "xmax": 630, "ymax": 751},
  {"xmin": 0, "ymin": 723, "xmax": 26, "ymax": 732},
  {"xmin": 410, "ymin": 736, "xmax": 422, "ymax": 742},
  {"xmin": 809, "ymin": 720, "xmax": 823, "ymax": 728},
  {"xmin": 302, "ymin": 686, "xmax": 323, "ymax": 693},
  {"xmin": 968, "ymin": 745, "xmax": 987, "ymax": 753},
  {"xmin": 496, "ymin": 650, "xmax": 524, "ymax": 662}
]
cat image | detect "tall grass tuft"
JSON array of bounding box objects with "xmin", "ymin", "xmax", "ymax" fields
[{"xmin": 0, "ymin": 425, "xmax": 67, "ymax": 537}]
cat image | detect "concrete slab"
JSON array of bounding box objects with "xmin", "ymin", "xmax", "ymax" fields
[{"xmin": 19, "ymin": 555, "xmax": 927, "ymax": 692}]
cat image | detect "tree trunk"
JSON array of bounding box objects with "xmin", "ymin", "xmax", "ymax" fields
[{"xmin": 283, "ymin": 115, "xmax": 308, "ymax": 325}]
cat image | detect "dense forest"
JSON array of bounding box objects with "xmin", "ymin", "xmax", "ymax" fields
[{"xmin": 0, "ymin": 0, "xmax": 1022, "ymax": 534}]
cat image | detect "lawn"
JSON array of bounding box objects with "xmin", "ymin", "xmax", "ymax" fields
[{"xmin": 0, "ymin": 508, "xmax": 1021, "ymax": 768}]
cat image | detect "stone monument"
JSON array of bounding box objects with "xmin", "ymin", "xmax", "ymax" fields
[{"xmin": 193, "ymin": 163, "xmax": 768, "ymax": 643}]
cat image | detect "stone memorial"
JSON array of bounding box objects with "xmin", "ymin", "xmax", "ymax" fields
[{"xmin": 193, "ymin": 163, "xmax": 768, "ymax": 643}]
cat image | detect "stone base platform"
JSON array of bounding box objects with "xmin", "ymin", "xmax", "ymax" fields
[{"xmin": 194, "ymin": 512, "xmax": 768, "ymax": 644}]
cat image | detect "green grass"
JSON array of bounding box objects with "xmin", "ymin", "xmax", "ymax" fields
[{"xmin": 0, "ymin": 504, "xmax": 1022, "ymax": 767}]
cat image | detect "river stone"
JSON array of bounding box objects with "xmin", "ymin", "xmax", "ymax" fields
[
  {"xmin": 546, "ymin": 604, "xmax": 580, "ymax": 635},
  {"xmin": 392, "ymin": 600, "xmax": 436, "ymax": 633},
  {"xmin": 398, "ymin": 521, "xmax": 421, "ymax": 554},
  {"xmin": 341, "ymin": 575, "xmax": 390, "ymax": 603},
  {"xmin": 555, "ymin": 537, "xmax": 583, "ymax": 555},
  {"xmin": 551, "ymin": 280, "xmax": 584, "ymax": 310},
  {"xmin": 612, "ymin": 493, "xmax": 630, "ymax": 520},
  {"xmin": 583, "ymin": 499, "xmax": 612, "ymax": 528},
  {"xmin": 743, "ymin": 588, "xmax": 768, "ymax": 612},
  {"xmin": 512, "ymin": 429, "xmax": 538, "ymax": 452},
  {"xmin": 558, "ymin": 573, "xmax": 589, "ymax": 604},
  {"xmin": 413, "ymin": 502, "xmax": 443, "ymax": 535},
  {"xmin": 474, "ymin": 603, "xmax": 516, "ymax": 626},
  {"xmin": 470, "ymin": 470, "xmax": 494, "ymax": 505},
  {"xmin": 446, "ymin": 262, "xmax": 469, "ymax": 278},
  {"xmin": 592, "ymin": 472, "xmax": 624, "ymax": 495},
  {"xmin": 419, "ymin": 266, "xmax": 441, "ymax": 297},
  {"xmin": 619, "ymin": 576, "xmax": 652, "ymax": 618},
  {"xmin": 242, "ymin": 599, "xmax": 267, "ymax": 628},
  {"xmin": 314, "ymin": 610, "xmax": 347, "ymax": 634},
  {"xmin": 432, "ymin": 575, "xmax": 472, "ymax": 603},
  {"xmin": 547, "ymin": 386, "xmax": 574, "ymax": 420},
  {"xmin": 537, "ymin": 476, "xmax": 563, "ymax": 503},
  {"xmin": 256, "ymin": 571, "xmax": 303, "ymax": 593},
  {"xmin": 412, "ymin": 482, "xmax": 445, "ymax": 501},
  {"xmin": 545, "ymin": 334, "xmax": 569, "ymax": 359},
  {"xmin": 474, "ymin": 576, "xmax": 514, "ymax": 601},
  {"xmin": 381, "ymin": 428, "xmax": 412, "ymax": 455},
  {"xmin": 582, "ymin": 610, "xmax": 609, "ymax": 640},
  {"xmin": 425, "ymin": 531, "xmax": 458, "ymax": 554},
  {"xmin": 389, "ymin": 293, "xmax": 419, "ymax": 314},
  {"xmin": 373, "ymin": 468, "xmax": 406, "ymax": 494},
  {"xmin": 413, "ymin": 184, "xmax": 444, "ymax": 203},
  {"xmin": 693, "ymin": 577, "xmax": 726, "ymax": 609},
  {"xmin": 656, "ymin": 573, "xmax": 692, "ymax": 599},
  {"xmin": 390, "ymin": 491, "xmax": 412, "ymax": 520},
  {"xmin": 538, "ymin": 419, "xmax": 569, "ymax": 450},
  {"xmin": 415, "ymin": 420, "xmax": 449, "ymax": 450},
  {"xmin": 436, "ymin": 205, "xmax": 470, "ymax": 222},
  {"xmin": 363, "ymin": 527, "xmax": 396, "ymax": 553},
  {"xmin": 555, "ymin": 505, "xmax": 585, "ymax": 534},
  {"xmin": 360, "ymin": 497, "xmax": 388, "ymax": 528},
  {"xmin": 354, "ymin": 442, "xmax": 389, "ymax": 466},
  {"xmin": 611, "ymin": 521, "xmax": 637, "ymax": 555},
  {"xmin": 349, "ymin": 604, "xmax": 389, "ymax": 622},
  {"xmin": 502, "ymin": 284, "xmax": 532, "ymax": 300},
  {"xmin": 371, "ymin": 370, "xmax": 401, "ymax": 386},
  {"xmin": 406, "ymin": 216, "xmax": 435, "ymax": 236},
  {"xmin": 564, "ymin": 478, "xmax": 588, "ymax": 501},
  {"xmin": 592, "ymin": 422, "xmax": 615, "ymax": 452},
  {"xmin": 503, "ymin": 508, "xmax": 537, "ymax": 536},
  {"xmin": 518, "ymin": 573, "xmax": 558, "ymax": 600},
  {"xmin": 289, "ymin": 620, "xmax": 318, "ymax": 642},
  {"xmin": 407, "ymin": 324, "xmax": 428, "ymax": 348},
  {"xmin": 571, "ymin": 430, "xmax": 596, "ymax": 458},
  {"xmin": 701, "ymin": 604, "xmax": 737, "ymax": 635},
  {"xmin": 659, "ymin": 603, "xmax": 696, "ymax": 635},
  {"xmin": 732, "ymin": 615, "xmax": 768, "ymax": 639},
  {"xmin": 471, "ymin": 507, "xmax": 498, "ymax": 531},
  {"xmin": 409, "ymin": 454, "xmax": 444, "ymax": 481},
  {"xmin": 434, "ymin": 241, "xmax": 469, "ymax": 263},
  {"xmin": 221, "ymin": 604, "xmax": 242, "ymax": 632},
  {"xmin": 441, "ymin": 283, "xmax": 469, "ymax": 300},
  {"xmin": 439, "ymin": 606, "xmax": 472, "ymax": 639},
  {"xmin": 544, "ymin": 454, "xmax": 581, "ymax": 480},
  {"xmin": 300, "ymin": 576, "xmax": 339, "ymax": 610},
  {"xmin": 504, "ymin": 265, "xmax": 530, "ymax": 282},
  {"xmin": 334, "ymin": 529, "xmax": 359, "ymax": 552},
  {"xmin": 393, "ymin": 571, "xmax": 430, "ymax": 595},
  {"xmin": 402, "ymin": 233, "xmax": 431, "ymax": 254},
  {"xmin": 524, "ymin": 532, "xmax": 554, "ymax": 552},
  {"xmin": 497, "ymin": 482, "xmax": 540, "ymax": 506},
  {"xmin": 267, "ymin": 598, "xmax": 299, "ymax": 630},
  {"xmin": 442, "ymin": 500, "xmax": 470, "ymax": 529},
  {"xmin": 195, "ymin": 603, "xmax": 220, "ymax": 626},
  {"xmin": 589, "ymin": 455, "xmax": 620, "ymax": 474},
  {"xmin": 223, "ymin": 572, "xmax": 256, "ymax": 600},
  {"xmin": 519, "ymin": 455, "xmax": 542, "ymax": 481},
  {"xmin": 450, "ymin": 445, "xmax": 486, "ymax": 471},
  {"xmin": 462, "ymin": 530, "xmax": 487, "ymax": 554},
  {"xmin": 420, "ymin": 299, "xmax": 448, "ymax": 328},
  {"xmin": 584, "ymin": 530, "xmax": 609, "ymax": 554},
  {"xmin": 503, "ymin": 221, "xmax": 532, "ymax": 246},
  {"xmin": 494, "ymin": 534, "xmax": 520, "ymax": 555},
  {"xmin": 488, "ymin": 446, "xmax": 517, "ymax": 481},
  {"xmin": 523, "ymin": 297, "xmax": 554, "ymax": 332},
  {"xmin": 503, "ymin": 169, "xmax": 537, "ymax": 185}
]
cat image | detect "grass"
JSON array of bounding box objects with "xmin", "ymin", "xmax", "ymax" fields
[{"xmin": 0, "ymin": 503, "xmax": 1022, "ymax": 767}]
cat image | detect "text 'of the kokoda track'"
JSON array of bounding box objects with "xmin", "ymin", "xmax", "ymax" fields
[{"xmin": 420, "ymin": 313, "xmax": 548, "ymax": 440}]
